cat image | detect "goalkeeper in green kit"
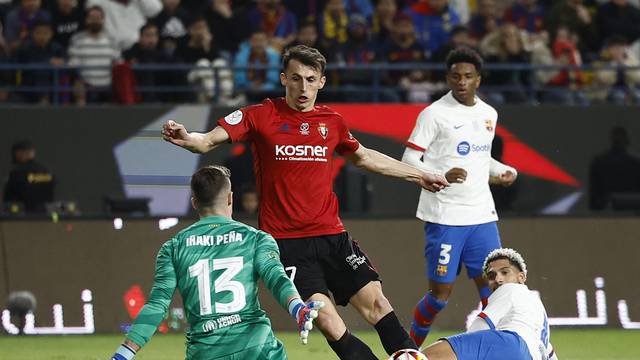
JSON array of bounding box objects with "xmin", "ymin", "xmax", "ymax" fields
[{"xmin": 110, "ymin": 165, "xmax": 324, "ymax": 360}]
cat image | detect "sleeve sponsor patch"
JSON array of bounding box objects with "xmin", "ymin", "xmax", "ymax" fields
[{"xmin": 224, "ymin": 110, "xmax": 243, "ymax": 125}]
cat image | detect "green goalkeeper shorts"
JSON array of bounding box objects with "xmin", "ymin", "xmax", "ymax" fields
[{"xmin": 186, "ymin": 335, "xmax": 287, "ymax": 360}]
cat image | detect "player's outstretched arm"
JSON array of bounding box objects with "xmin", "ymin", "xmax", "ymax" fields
[
  {"xmin": 347, "ymin": 144, "xmax": 449, "ymax": 192},
  {"xmin": 161, "ymin": 121, "xmax": 230, "ymax": 154},
  {"xmin": 110, "ymin": 242, "xmax": 177, "ymax": 359}
]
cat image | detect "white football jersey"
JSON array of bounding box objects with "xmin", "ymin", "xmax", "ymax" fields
[
  {"xmin": 475, "ymin": 283, "xmax": 552, "ymax": 360},
  {"xmin": 407, "ymin": 91, "xmax": 498, "ymax": 225}
]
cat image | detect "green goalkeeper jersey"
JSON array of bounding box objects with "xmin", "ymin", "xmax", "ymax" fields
[{"xmin": 126, "ymin": 216, "xmax": 299, "ymax": 356}]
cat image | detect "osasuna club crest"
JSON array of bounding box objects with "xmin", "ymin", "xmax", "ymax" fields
[{"xmin": 318, "ymin": 123, "xmax": 328, "ymax": 139}]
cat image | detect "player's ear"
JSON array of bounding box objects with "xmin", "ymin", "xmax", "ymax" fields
[
  {"xmin": 319, "ymin": 75, "xmax": 326, "ymax": 89},
  {"xmin": 227, "ymin": 192, "xmax": 233, "ymax": 207},
  {"xmin": 518, "ymin": 271, "xmax": 526, "ymax": 284},
  {"xmin": 280, "ymin": 72, "xmax": 286, "ymax": 86},
  {"xmin": 191, "ymin": 196, "xmax": 197, "ymax": 210}
]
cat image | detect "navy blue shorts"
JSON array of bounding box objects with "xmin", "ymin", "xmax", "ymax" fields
[{"xmin": 424, "ymin": 222, "xmax": 501, "ymax": 283}]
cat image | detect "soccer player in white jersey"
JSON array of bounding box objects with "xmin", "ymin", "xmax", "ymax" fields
[
  {"xmin": 402, "ymin": 46, "xmax": 518, "ymax": 346},
  {"xmin": 421, "ymin": 248, "xmax": 558, "ymax": 360}
]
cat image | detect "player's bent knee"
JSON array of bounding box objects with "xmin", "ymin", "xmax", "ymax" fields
[{"xmin": 314, "ymin": 310, "xmax": 347, "ymax": 341}]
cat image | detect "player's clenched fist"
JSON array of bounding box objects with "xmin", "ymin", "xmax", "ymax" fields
[
  {"xmin": 445, "ymin": 167, "xmax": 467, "ymax": 184},
  {"xmin": 420, "ymin": 172, "xmax": 449, "ymax": 192},
  {"xmin": 289, "ymin": 299, "xmax": 324, "ymax": 344}
]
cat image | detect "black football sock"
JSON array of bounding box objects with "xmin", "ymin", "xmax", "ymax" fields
[
  {"xmin": 328, "ymin": 329, "xmax": 378, "ymax": 360},
  {"xmin": 374, "ymin": 311, "xmax": 418, "ymax": 354}
]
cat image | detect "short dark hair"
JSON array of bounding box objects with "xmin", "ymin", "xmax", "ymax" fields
[
  {"xmin": 282, "ymin": 45, "xmax": 327, "ymax": 74},
  {"xmin": 139, "ymin": 22, "xmax": 157, "ymax": 36},
  {"xmin": 191, "ymin": 165, "xmax": 231, "ymax": 209},
  {"xmin": 86, "ymin": 5, "xmax": 104, "ymax": 17},
  {"xmin": 446, "ymin": 46, "xmax": 483, "ymax": 72}
]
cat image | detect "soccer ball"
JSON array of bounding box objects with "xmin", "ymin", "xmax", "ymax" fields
[{"xmin": 387, "ymin": 348, "xmax": 428, "ymax": 360}]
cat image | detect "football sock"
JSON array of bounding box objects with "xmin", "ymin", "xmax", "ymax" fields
[
  {"xmin": 328, "ymin": 329, "xmax": 378, "ymax": 360},
  {"xmin": 410, "ymin": 293, "xmax": 448, "ymax": 347},
  {"xmin": 479, "ymin": 285, "xmax": 491, "ymax": 309},
  {"xmin": 374, "ymin": 311, "xmax": 418, "ymax": 354}
]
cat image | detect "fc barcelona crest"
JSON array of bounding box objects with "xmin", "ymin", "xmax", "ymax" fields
[
  {"xmin": 318, "ymin": 123, "xmax": 328, "ymax": 139},
  {"xmin": 485, "ymin": 120, "xmax": 494, "ymax": 132}
]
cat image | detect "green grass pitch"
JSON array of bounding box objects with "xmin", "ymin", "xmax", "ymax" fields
[{"xmin": 0, "ymin": 329, "xmax": 638, "ymax": 359}]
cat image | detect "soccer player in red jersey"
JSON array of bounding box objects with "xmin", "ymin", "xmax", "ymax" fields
[{"xmin": 162, "ymin": 45, "xmax": 449, "ymax": 359}]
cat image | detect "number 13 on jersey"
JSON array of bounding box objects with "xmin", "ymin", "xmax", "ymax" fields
[{"xmin": 189, "ymin": 256, "xmax": 247, "ymax": 315}]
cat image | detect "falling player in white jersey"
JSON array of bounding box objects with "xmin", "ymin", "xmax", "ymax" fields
[
  {"xmin": 402, "ymin": 46, "xmax": 518, "ymax": 346},
  {"xmin": 422, "ymin": 248, "xmax": 558, "ymax": 360}
]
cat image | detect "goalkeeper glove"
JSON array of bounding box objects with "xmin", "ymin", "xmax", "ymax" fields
[{"xmin": 288, "ymin": 298, "xmax": 324, "ymax": 344}]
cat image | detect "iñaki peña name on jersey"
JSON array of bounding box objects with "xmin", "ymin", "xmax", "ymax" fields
[{"xmin": 186, "ymin": 232, "xmax": 244, "ymax": 247}]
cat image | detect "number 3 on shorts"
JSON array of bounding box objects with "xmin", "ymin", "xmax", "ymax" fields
[{"xmin": 439, "ymin": 244, "xmax": 452, "ymax": 265}]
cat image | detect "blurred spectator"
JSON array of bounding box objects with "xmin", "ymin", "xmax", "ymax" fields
[
  {"xmin": 344, "ymin": 0, "xmax": 374, "ymax": 19},
  {"xmin": 205, "ymin": 0, "xmax": 250, "ymax": 55},
  {"xmin": 152, "ymin": 0, "xmax": 189, "ymax": 57},
  {"xmin": 589, "ymin": 126, "xmax": 640, "ymax": 210},
  {"xmin": 234, "ymin": 30, "xmax": 281, "ymax": 99},
  {"xmin": 591, "ymin": 36, "xmax": 640, "ymax": 104},
  {"xmin": 86, "ymin": 0, "xmax": 162, "ymax": 51},
  {"xmin": 377, "ymin": 14, "xmax": 426, "ymax": 99},
  {"xmin": 468, "ymin": 0, "xmax": 501, "ymax": 40},
  {"xmin": 4, "ymin": 0, "xmax": 52, "ymax": 53},
  {"xmin": 239, "ymin": 185, "xmax": 259, "ymax": 216},
  {"xmin": 403, "ymin": 0, "xmax": 462, "ymax": 58},
  {"xmin": 596, "ymin": 0, "xmax": 640, "ymax": 45},
  {"xmin": 49, "ymin": 0, "xmax": 85, "ymax": 49},
  {"xmin": 68, "ymin": 5, "xmax": 120, "ymax": 105},
  {"xmin": 175, "ymin": 16, "xmax": 220, "ymax": 63},
  {"xmin": 12, "ymin": 20, "xmax": 66, "ymax": 104},
  {"xmin": 503, "ymin": 0, "xmax": 546, "ymax": 35},
  {"xmin": 122, "ymin": 23, "xmax": 174, "ymax": 102},
  {"xmin": 432, "ymin": 25, "xmax": 476, "ymax": 61},
  {"xmin": 370, "ymin": 0, "xmax": 397, "ymax": 43},
  {"xmin": 480, "ymin": 22, "xmax": 531, "ymax": 104},
  {"xmin": 247, "ymin": 0, "xmax": 297, "ymax": 52},
  {"xmin": 3, "ymin": 140, "xmax": 55, "ymax": 213},
  {"xmin": 335, "ymin": 14, "xmax": 380, "ymax": 101},
  {"xmin": 399, "ymin": 68, "xmax": 446, "ymax": 103},
  {"xmin": 287, "ymin": 20, "xmax": 329, "ymax": 58},
  {"xmin": 319, "ymin": 0, "xmax": 349, "ymax": 59},
  {"xmin": 537, "ymin": 26, "xmax": 589, "ymax": 104},
  {"xmin": 283, "ymin": 0, "xmax": 326, "ymax": 23},
  {"xmin": 175, "ymin": 17, "xmax": 234, "ymax": 103},
  {"xmin": 545, "ymin": 0, "xmax": 598, "ymax": 56}
]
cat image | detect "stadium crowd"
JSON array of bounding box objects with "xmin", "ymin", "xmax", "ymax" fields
[{"xmin": 1, "ymin": 0, "xmax": 640, "ymax": 105}]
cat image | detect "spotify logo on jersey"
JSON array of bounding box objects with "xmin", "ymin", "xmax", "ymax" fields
[{"xmin": 457, "ymin": 141, "xmax": 470, "ymax": 155}]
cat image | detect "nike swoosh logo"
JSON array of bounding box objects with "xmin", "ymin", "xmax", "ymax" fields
[{"xmin": 454, "ymin": 125, "xmax": 464, "ymax": 129}]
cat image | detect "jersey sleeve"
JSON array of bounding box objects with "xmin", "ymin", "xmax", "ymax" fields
[
  {"xmin": 216, "ymin": 103, "xmax": 263, "ymax": 143},
  {"xmin": 406, "ymin": 107, "xmax": 438, "ymax": 152},
  {"xmin": 126, "ymin": 240, "xmax": 177, "ymax": 348},
  {"xmin": 335, "ymin": 114, "xmax": 360, "ymax": 155},
  {"xmin": 476, "ymin": 284, "xmax": 517, "ymax": 329},
  {"xmin": 254, "ymin": 231, "xmax": 300, "ymax": 309}
]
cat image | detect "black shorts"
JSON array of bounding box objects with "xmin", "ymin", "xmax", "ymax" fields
[{"xmin": 276, "ymin": 232, "xmax": 380, "ymax": 306}]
